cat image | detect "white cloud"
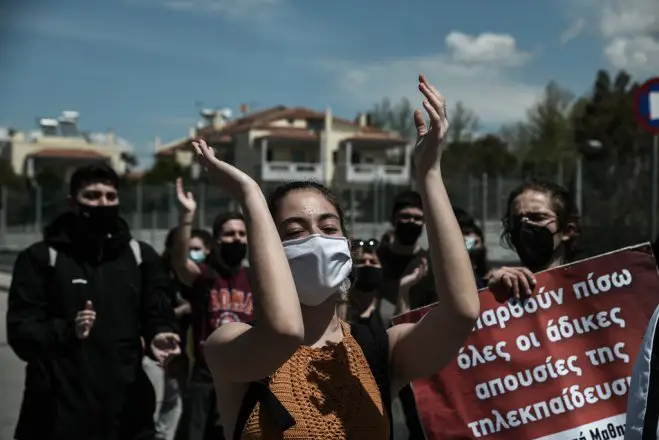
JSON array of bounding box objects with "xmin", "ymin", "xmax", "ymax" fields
[
  {"xmin": 322, "ymin": 32, "xmax": 542, "ymax": 126},
  {"xmin": 593, "ymin": 0, "xmax": 659, "ymax": 74},
  {"xmin": 560, "ymin": 18, "xmax": 585, "ymax": 45},
  {"xmin": 604, "ymin": 36, "xmax": 659, "ymax": 71},
  {"xmin": 445, "ymin": 31, "xmax": 531, "ymax": 66}
]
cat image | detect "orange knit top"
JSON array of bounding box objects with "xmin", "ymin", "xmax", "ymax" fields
[{"xmin": 241, "ymin": 321, "xmax": 390, "ymax": 439}]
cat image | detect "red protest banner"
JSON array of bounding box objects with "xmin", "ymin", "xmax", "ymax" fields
[{"xmin": 392, "ymin": 244, "xmax": 659, "ymax": 439}]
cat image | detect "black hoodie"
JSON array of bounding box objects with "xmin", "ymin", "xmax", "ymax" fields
[{"xmin": 7, "ymin": 211, "xmax": 176, "ymax": 440}]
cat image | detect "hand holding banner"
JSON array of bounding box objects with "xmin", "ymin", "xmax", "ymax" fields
[{"xmin": 392, "ymin": 244, "xmax": 659, "ymax": 439}]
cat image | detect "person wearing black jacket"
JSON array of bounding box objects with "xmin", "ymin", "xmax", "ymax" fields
[{"xmin": 6, "ymin": 164, "xmax": 181, "ymax": 440}]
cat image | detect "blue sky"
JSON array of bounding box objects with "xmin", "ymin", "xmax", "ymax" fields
[{"xmin": 1, "ymin": 0, "xmax": 657, "ymax": 168}]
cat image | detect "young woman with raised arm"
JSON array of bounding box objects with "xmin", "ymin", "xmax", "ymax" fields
[{"xmin": 197, "ymin": 74, "xmax": 480, "ymax": 439}]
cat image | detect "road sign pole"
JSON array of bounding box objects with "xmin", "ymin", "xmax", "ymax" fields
[
  {"xmin": 634, "ymin": 77, "xmax": 659, "ymax": 240},
  {"xmin": 653, "ymin": 134, "xmax": 659, "ymax": 239}
]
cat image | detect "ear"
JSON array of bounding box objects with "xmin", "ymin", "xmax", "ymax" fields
[{"xmin": 561, "ymin": 222, "xmax": 578, "ymax": 242}]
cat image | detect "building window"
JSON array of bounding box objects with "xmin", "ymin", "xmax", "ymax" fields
[
  {"xmin": 351, "ymin": 151, "xmax": 361, "ymax": 164},
  {"xmin": 291, "ymin": 149, "xmax": 306, "ymax": 163}
]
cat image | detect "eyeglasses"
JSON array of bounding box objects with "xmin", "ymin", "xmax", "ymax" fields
[{"xmin": 351, "ymin": 238, "xmax": 380, "ymax": 251}]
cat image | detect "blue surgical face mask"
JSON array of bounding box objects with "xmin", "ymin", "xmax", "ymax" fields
[{"xmin": 189, "ymin": 249, "xmax": 206, "ymax": 263}]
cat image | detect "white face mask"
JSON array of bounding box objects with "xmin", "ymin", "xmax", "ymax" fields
[{"xmin": 283, "ymin": 234, "xmax": 353, "ymax": 307}]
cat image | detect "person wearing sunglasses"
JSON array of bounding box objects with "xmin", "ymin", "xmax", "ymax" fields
[
  {"xmin": 7, "ymin": 163, "xmax": 180, "ymax": 440},
  {"xmin": 338, "ymin": 238, "xmax": 384, "ymax": 326},
  {"xmin": 375, "ymin": 191, "xmax": 435, "ymax": 440}
]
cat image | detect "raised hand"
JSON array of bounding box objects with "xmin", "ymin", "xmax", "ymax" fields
[
  {"xmin": 75, "ymin": 300, "xmax": 95, "ymax": 340},
  {"xmin": 413, "ymin": 74, "xmax": 450, "ymax": 176},
  {"xmin": 175, "ymin": 177, "xmax": 197, "ymax": 214},
  {"xmin": 191, "ymin": 139, "xmax": 258, "ymax": 201}
]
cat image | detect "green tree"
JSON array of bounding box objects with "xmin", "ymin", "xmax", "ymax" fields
[
  {"xmin": 570, "ymin": 69, "xmax": 654, "ymax": 254},
  {"xmin": 441, "ymin": 135, "xmax": 517, "ymax": 178},
  {"xmin": 35, "ymin": 166, "xmax": 64, "ymax": 190},
  {"xmin": 367, "ymin": 97, "xmax": 417, "ymax": 141},
  {"xmin": 510, "ymin": 81, "xmax": 576, "ymax": 179},
  {"xmin": 142, "ymin": 155, "xmax": 186, "ymax": 185},
  {"xmin": 0, "ymin": 160, "xmax": 24, "ymax": 188},
  {"xmin": 120, "ymin": 151, "xmax": 139, "ymax": 173},
  {"xmin": 448, "ymin": 101, "xmax": 480, "ymax": 144}
]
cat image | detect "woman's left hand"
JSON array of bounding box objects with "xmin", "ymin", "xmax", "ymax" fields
[{"xmin": 413, "ymin": 74, "xmax": 450, "ymax": 177}]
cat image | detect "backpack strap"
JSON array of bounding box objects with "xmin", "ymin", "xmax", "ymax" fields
[
  {"xmin": 233, "ymin": 378, "xmax": 295, "ymax": 440},
  {"xmin": 351, "ymin": 316, "xmax": 394, "ymax": 439},
  {"xmin": 129, "ymin": 239, "xmax": 142, "ymax": 266},
  {"xmin": 48, "ymin": 247, "xmax": 57, "ymax": 268}
]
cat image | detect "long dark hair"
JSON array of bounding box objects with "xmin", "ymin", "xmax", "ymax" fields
[{"xmin": 501, "ymin": 179, "xmax": 581, "ymax": 262}]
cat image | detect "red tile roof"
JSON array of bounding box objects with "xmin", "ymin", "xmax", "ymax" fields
[
  {"xmin": 125, "ymin": 171, "xmax": 146, "ymax": 180},
  {"xmin": 32, "ymin": 149, "xmax": 107, "ymax": 159},
  {"xmin": 156, "ymin": 106, "xmax": 406, "ymax": 156}
]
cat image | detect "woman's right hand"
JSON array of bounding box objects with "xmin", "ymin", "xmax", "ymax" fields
[
  {"xmin": 175, "ymin": 178, "xmax": 197, "ymax": 214},
  {"xmin": 192, "ymin": 139, "xmax": 258, "ymax": 201},
  {"xmin": 488, "ymin": 266, "xmax": 536, "ymax": 303}
]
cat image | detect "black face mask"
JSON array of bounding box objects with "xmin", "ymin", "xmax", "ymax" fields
[
  {"xmin": 354, "ymin": 266, "xmax": 383, "ymax": 292},
  {"xmin": 219, "ymin": 241, "xmax": 247, "ymax": 267},
  {"xmin": 512, "ymin": 223, "xmax": 556, "ymax": 271},
  {"xmin": 394, "ymin": 221, "xmax": 423, "ymax": 246},
  {"xmin": 77, "ymin": 203, "xmax": 120, "ymax": 234}
]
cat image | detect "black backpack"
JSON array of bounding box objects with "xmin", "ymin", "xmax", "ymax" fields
[{"xmin": 232, "ymin": 317, "xmax": 393, "ymax": 440}]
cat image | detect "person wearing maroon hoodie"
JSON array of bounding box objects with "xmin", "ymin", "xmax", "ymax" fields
[{"xmin": 170, "ymin": 178, "xmax": 252, "ymax": 440}]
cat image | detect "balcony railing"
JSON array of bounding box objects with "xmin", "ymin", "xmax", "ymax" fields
[
  {"xmin": 346, "ymin": 163, "xmax": 409, "ymax": 184},
  {"xmin": 262, "ymin": 161, "xmax": 323, "ymax": 181}
]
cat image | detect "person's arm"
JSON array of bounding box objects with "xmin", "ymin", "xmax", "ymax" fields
[
  {"xmin": 139, "ymin": 242, "xmax": 178, "ymax": 348},
  {"xmin": 388, "ymin": 76, "xmax": 480, "ymax": 388},
  {"xmin": 6, "ymin": 245, "xmax": 78, "ymax": 362},
  {"xmin": 194, "ymin": 139, "xmax": 304, "ymax": 383},
  {"xmin": 394, "ymin": 258, "xmax": 429, "ymax": 315},
  {"xmin": 171, "ymin": 178, "xmax": 202, "ymax": 287},
  {"xmin": 624, "ymin": 305, "xmax": 659, "ymax": 440},
  {"xmin": 174, "ymin": 293, "xmax": 191, "ymax": 318}
]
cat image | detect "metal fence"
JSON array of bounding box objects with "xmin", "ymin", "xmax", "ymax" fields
[
  {"xmin": 0, "ymin": 161, "xmax": 657, "ymax": 260},
  {"xmin": 0, "ymin": 177, "xmax": 508, "ymax": 232}
]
